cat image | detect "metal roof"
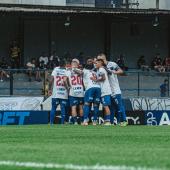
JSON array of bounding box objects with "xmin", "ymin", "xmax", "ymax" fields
[{"xmin": 0, "ymin": 4, "xmax": 170, "ymax": 15}]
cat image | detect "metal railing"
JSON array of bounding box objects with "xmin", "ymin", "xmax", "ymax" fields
[
  {"xmin": 0, "ymin": 69, "xmax": 170, "ymax": 97},
  {"xmin": 0, "ymin": 69, "xmax": 49, "ymax": 96}
]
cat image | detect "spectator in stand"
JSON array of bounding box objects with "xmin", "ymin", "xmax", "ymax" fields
[
  {"xmin": 160, "ymin": 79, "xmax": 169, "ymax": 97},
  {"xmin": 151, "ymin": 54, "xmax": 165, "ymax": 72},
  {"xmin": 26, "ymin": 58, "xmax": 41, "ymax": 82},
  {"xmin": 10, "ymin": 40, "xmax": 21, "ymax": 69},
  {"xmin": 137, "ymin": 55, "xmax": 150, "ymax": 71},
  {"xmin": 49, "ymin": 51, "xmax": 60, "ymax": 69},
  {"xmin": 39, "ymin": 52, "xmax": 49, "ymax": 69},
  {"xmin": 163, "ymin": 57, "xmax": 170, "ymax": 72},
  {"xmin": 116, "ymin": 54, "xmax": 128, "ymax": 71},
  {"xmin": 0, "ymin": 57, "xmax": 10, "ymax": 82}
]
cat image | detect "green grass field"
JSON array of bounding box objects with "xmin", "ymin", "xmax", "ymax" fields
[{"xmin": 0, "ymin": 125, "xmax": 170, "ymax": 170}]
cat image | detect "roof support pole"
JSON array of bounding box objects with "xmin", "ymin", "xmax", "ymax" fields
[{"xmin": 104, "ymin": 15, "xmax": 111, "ymax": 60}]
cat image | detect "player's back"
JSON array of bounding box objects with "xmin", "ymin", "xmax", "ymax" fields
[
  {"xmin": 51, "ymin": 67, "xmax": 68, "ymax": 99},
  {"xmin": 107, "ymin": 61, "xmax": 121, "ymax": 95},
  {"xmin": 67, "ymin": 68, "xmax": 84, "ymax": 97},
  {"xmin": 98, "ymin": 67, "xmax": 112, "ymax": 97}
]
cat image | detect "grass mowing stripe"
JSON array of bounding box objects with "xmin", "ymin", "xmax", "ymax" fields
[
  {"xmin": 0, "ymin": 161, "xmax": 162, "ymax": 170},
  {"xmin": 0, "ymin": 125, "xmax": 170, "ymax": 169}
]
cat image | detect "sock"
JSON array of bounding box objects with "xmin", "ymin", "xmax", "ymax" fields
[
  {"xmin": 79, "ymin": 116, "xmax": 84, "ymax": 123},
  {"xmin": 83, "ymin": 105, "xmax": 90, "ymax": 121},
  {"xmin": 50, "ymin": 110, "xmax": 55, "ymax": 125},
  {"xmin": 61, "ymin": 104, "xmax": 66, "ymax": 124},
  {"xmin": 50, "ymin": 101, "xmax": 57, "ymax": 124},
  {"xmin": 122, "ymin": 107, "xmax": 127, "ymax": 122},
  {"xmin": 104, "ymin": 115, "xmax": 110, "ymax": 122},
  {"xmin": 72, "ymin": 116, "xmax": 77, "ymax": 124},
  {"xmin": 117, "ymin": 112, "xmax": 121, "ymax": 124},
  {"xmin": 110, "ymin": 106, "xmax": 115, "ymax": 124},
  {"xmin": 93, "ymin": 105, "xmax": 99, "ymax": 121}
]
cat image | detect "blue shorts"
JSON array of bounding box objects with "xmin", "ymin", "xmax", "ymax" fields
[
  {"xmin": 84, "ymin": 87, "xmax": 101, "ymax": 104},
  {"xmin": 69, "ymin": 96, "xmax": 84, "ymax": 106},
  {"xmin": 101, "ymin": 95, "xmax": 111, "ymax": 106},
  {"xmin": 51, "ymin": 98, "xmax": 68, "ymax": 107}
]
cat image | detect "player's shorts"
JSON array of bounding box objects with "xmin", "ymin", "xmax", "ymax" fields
[
  {"xmin": 51, "ymin": 98, "xmax": 68, "ymax": 107},
  {"xmin": 101, "ymin": 95, "xmax": 111, "ymax": 106},
  {"xmin": 84, "ymin": 87, "xmax": 101, "ymax": 104},
  {"xmin": 69, "ymin": 96, "xmax": 84, "ymax": 106}
]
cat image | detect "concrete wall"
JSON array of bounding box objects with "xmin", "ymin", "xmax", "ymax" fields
[
  {"xmin": 0, "ymin": 16, "xmax": 169, "ymax": 68},
  {"xmin": 23, "ymin": 16, "xmax": 170, "ymax": 67},
  {"xmin": 24, "ymin": 19, "xmax": 49, "ymax": 63},
  {"xmin": 0, "ymin": 0, "xmax": 66, "ymax": 6},
  {"xmin": 110, "ymin": 20, "xmax": 169, "ymax": 68},
  {"xmin": 23, "ymin": 16, "xmax": 104, "ymax": 63},
  {"xmin": 0, "ymin": 16, "xmax": 19, "ymax": 60}
]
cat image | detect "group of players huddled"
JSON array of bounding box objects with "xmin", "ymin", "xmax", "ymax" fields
[{"xmin": 48, "ymin": 53, "xmax": 127, "ymax": 126}]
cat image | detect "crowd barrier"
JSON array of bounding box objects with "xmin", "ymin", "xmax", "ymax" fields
[
  {"xmin": 1, "ymin": 97, "xmax": 170, "ymax": 125},
  {"xmin": 0, "ymin": 111, "xmax": 48, "ymax": 125},
  {"xmin": 0, "ymin": 110, "xmax": 170, "ymax": 126}
]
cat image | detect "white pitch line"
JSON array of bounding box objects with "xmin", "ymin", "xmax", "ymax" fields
[{"xmin": 0, "ymin": 161, "xmax": 163, "ymax": 170}]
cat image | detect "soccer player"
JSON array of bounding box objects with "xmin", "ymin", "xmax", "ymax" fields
[
  {"xmin": 97, "ymin": 53, "xmax": 127, "ymax": 126},
  {"xmin": 48, "ymin": 60, "xmax": 69, "ymax": 125},
  {"xmin": 82, "ymin": 58, "xmax": 101, "ymax": 125},
  {"xmin": 91, "ymin": 59, "xmax": 112, "ymax": 125},
  {"xmin": 66, "ymin": 58, "xmax": 84, "ymax": 125}
]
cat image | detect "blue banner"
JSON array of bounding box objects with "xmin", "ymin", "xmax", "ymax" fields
[
  {"xmin": 0, "ymin": 111, "xmax": 48, "ymax": 125},
  {"xmin": 145, "ymin": 111, "xmax": 170, "ymax": 126}
]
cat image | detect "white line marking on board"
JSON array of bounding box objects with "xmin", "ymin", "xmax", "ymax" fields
[{"xmin": 0, "ymin": 160, "xmax": 164, "ymax": 170}]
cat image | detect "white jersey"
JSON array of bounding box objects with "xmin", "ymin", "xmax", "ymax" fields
[
  {"xmin": 83, "ymin": 69, "xmax": 100, "ymax": 91},
  {"xmin": 106, "ymin": 61, "xmax": 121, "ymax": 96},
  {"xmin": 66, "ymin": 68, "xmax": 84, "ymax": 98},
  {"xmin": 97, "ymin": 67, "xmax": 112, "ymax": 97},
  {"xmin": 51, "ymin": 67, "xmax": 68, "ymax": 99}
]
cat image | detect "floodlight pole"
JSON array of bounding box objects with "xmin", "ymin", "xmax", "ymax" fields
[
  {"xmin": 156, "ymin": 0, "xmax": 159, "ymax": 9},
  {"xmin": 125, "ymin": 0, "xmax": 129, "ymax": 9}
]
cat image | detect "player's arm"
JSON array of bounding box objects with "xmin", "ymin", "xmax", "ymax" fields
[
  {"xmin": 108, "ymin": 63, "xmax": 124, "ymax": 75},
  {"xmin": 97, "ymin": 73, "xmax": 105, "ymax": 82},
  {"xmin": 73, "ymin": 68, "xmax": 83, "ymax": 75},
  {"xmin": 90, "ymin": 70, "xmax": 106, "ymax": 82},
  {"xmin": 112, "ymin": 67, "xmax": 124, "ymax": 75},
  {"xmin": 48, "ymin": 76, "xmax": 54, "ymax": 96}
]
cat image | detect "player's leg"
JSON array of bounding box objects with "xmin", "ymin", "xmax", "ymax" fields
[
  {"xmin": 110, "ymin": 96, "xmax": 118, "ymax": 125},
  {"xmin": 101, "ymin": 95, "xmax": 111, "ymax": 125},
  {"xmin": 93, "ymin": 88, "xmax": 101, "ymax": 125},
  {"xmin": 83, "ymin": 103, "xmax": 90, "ymax": 125},
  {"xmin": 65, "ymin": 101, "xmax": 70, "ymax": 123},
  {"xmin": 83, "ymin": 89, "xmax": 92, "ymax": 125},
  {"xmin": 69, "ymin": 96, "xmax": 78, "ymax": 125},
  {"xmin": 78, "ymin": 98, "xmax": 84, "ymax": 124},
  {"xmin": 50, "ymin": 98, "xmax": 58, "ymax": 124},
  {"xmin": 114, "ymin": 94, "xmax": 127, "ymax": 126},
  {"xmin": 60, "ymin": 99, "xmax": 68, "ymax": 124}
]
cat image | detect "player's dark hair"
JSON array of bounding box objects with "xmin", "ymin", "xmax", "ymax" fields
[
  {"xmin": 98, "ymin": 53, "xmax": 107, "ymax": 58},
  {"xmin": 96, "ymin": 59, "xmax": 106, "ymax": 66},
  {"xmin": 59, "ymin": 59, "xmax": 66, "ymax": 67}
]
